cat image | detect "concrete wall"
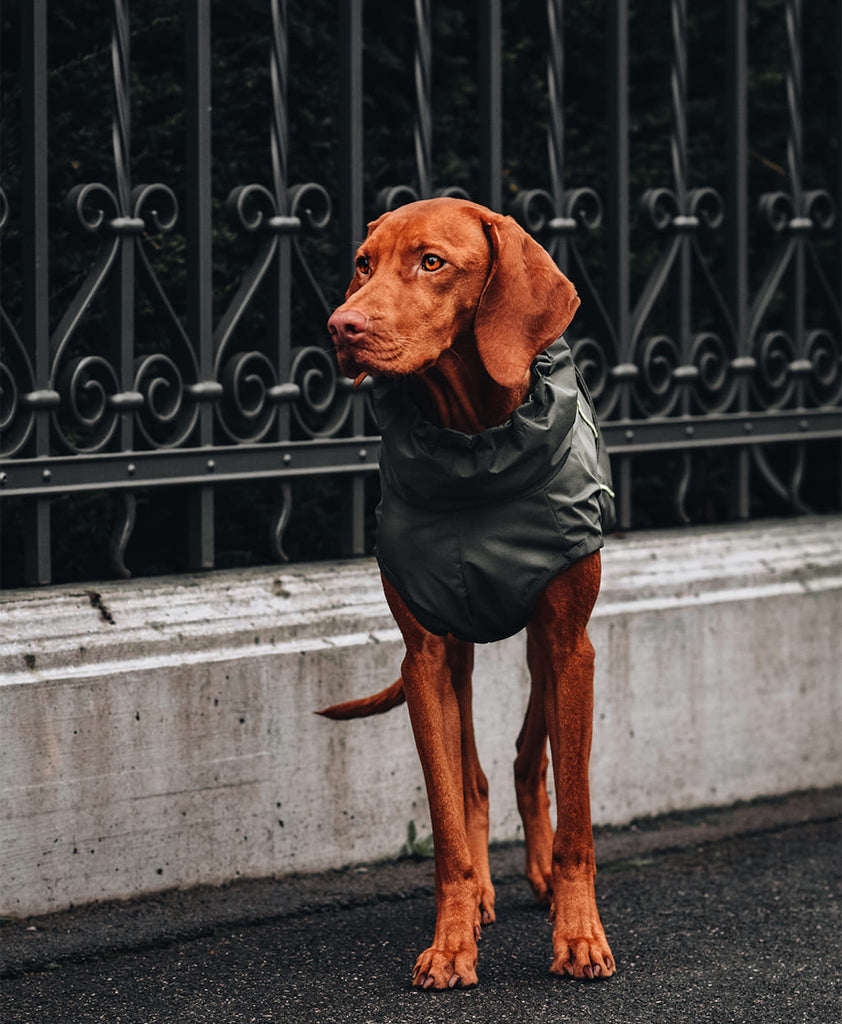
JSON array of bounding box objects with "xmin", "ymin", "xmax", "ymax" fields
[{"xmin": 1, "ymin": 516, "xmax": 839, "ymax": 918}]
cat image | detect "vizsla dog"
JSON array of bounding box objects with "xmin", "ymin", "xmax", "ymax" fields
[{"xmin": 322, "ymin": 197, "xmax": 615, "ymax": 989}]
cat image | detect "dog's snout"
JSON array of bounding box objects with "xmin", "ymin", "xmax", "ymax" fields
[{"xmin": 328, "ymin": 308, "xmax": 368, "ymax": 343}]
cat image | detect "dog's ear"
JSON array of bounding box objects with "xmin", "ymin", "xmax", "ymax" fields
[{"xmin": 474, "ymin": 216, "xmax": 580, "ymax": 389}]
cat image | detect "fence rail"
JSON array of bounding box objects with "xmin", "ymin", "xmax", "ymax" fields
[{"xmin": 1, "ymin": 0, "xmax": 840, "ymax": 586}]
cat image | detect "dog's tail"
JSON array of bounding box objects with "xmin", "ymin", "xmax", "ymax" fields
[{"xmin": 316, "ymin": 677, "xmax": 406, "ymax": 720}]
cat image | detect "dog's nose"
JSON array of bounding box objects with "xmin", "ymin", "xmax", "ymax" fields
[{"xmin": 327, "ymin": 309, "xmax": 368, "ymax": 343}]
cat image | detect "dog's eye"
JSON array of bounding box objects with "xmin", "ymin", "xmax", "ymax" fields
[
  {"xmin": 356, "ymin": 255, "xmax": 371, "ymax": 274},
  {"xmin": 421, "ymin": 254, "xmax": 444, "ymax": 272}
]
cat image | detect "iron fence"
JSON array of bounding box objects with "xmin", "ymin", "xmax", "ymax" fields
[{"xmin": 1, "ymin": 0, "xmax": 840, "ymax": 586}]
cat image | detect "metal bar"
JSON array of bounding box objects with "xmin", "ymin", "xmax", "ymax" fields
[
  {"xmin": 4, "ymin": 406, "xmax": 837, "ymax": 500},
  {"xmin": 601, "ymin": 409, "xmax": 842, "ymax": 452},
  {"xmin": 545, "ymin": 0, "xmax": 568, "ymax": 268},
  {"xmin": 669, "ymin": 0, "xmax": 688, "ymax": 209},
  {"xmin": 546, "ymin": 0, "xmax": 565, "ymax": 212},
  {"xmin": 607, "ymin": 0, "xmax": 630, "ymax": 369},
  {"xmin": 414, "ymin": 0, "xmax": 433, "ymax": 197},
  {"xmin": 20, "ymin": 3, "xmax": 50, "ymax": 415},
  {"xmin": 339, "ymin": 0, "xmax": 365, "ymax": 270},
  {"xmin": 668, "ymin": 0, "xmax": 694, "ymax": 523},
  {"xmin": 727, "ymin": 0, "xmax": 750, "ymax": 518},
  {"xmin": 186, "ymin": 0, "xmax": 214, "ymax": 406},
  {"xmin": 479, "ymin": 0, "xmax": 503, "ymax": 211},
  {"xmin": 339, "ymin": 0, "xmax": 367, "ymax": 556},
  {"xmin": 269, "ymin": 0, "xmax": 296, "ymax": 561},
  {"xmin": 838, "ymin": 1, "xmax": 842, "ymax": 317},
  {"xmin": 838, "ymin": 3, "xmax": 842, "ymax": 320},
  {"xmin": 607, "ymin": 0, "xmax": 633, "ymax": 529},
  {"xmin": 785, "ymin": 0, "xmax": 804, "ymax": 214},
  {"xmin": 20, "ymin": 0, "xmax": 52, "ymax": 585},
  {"xmin": 669, "ymin": 0, "xmax": 691, "ymax": 375},
  {"xmin": 270, "ymin": 0, "xmax": 292, "ymax": 402},
  {"xmin": 2, "ymin": 439, "xmax": 383, "ymax": 497},
  {"xmin": 785, "ymin": 0, "xmax": 808, "ymax": 510},
  {"xmin": 786, "ymin": 0, "xmax": 806, "ymax": 374},
  {"xmin": 111, "ymin": 0, "xmax": 135, "ymax": 453},
  {"xmin": 185, "ymin": 0, "xmax": 216, "ymax": 569}
]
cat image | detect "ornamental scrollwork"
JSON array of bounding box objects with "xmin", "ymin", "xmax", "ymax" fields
[
  {"xmin": 51, "ymin": 178, "xmax": 191, "ymax": 455},
  {"xmin": 217, "ymin": 179, "xmax": 336, "ymax": 445},
  {"xmin": 219, "ymin": 350, "xmax": 280, "ymax": 444},
  {"xmin": 689, "ymin": 332, "xmax": 732, "ymax": 414},
  {"xmin": 55, "ymin": 355, "xmax": 122, "ymax": 454},
  {"xmin": 134, "ymin": 354, "xmax": 194, "ymax": 449},
  {"xmin": 804, "ymin": 330, "xmax": 841, "ymax": 407},
  {"xmin": 0, "ymin": 318, "xmax": 36, "ymax": 459},
  {"xmin": 0, "ymin": 186, "xmax": 38, "ymax": 459},
  {"xmin": 289, "ymin": 345, "xmax": 352, "ymax": 439},
  {"xmin": 570, "ymin": 337, "xmax": 611, "ymax": 407}
]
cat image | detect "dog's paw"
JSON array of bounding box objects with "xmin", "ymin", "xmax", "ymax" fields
[
  {"xmin": 550, "ymin": 936, "xmax": 615, "ymax": 980},
  {"xmin": 479, "ymin": 885, "xmax": 496, "ymax": 927},
  {"xmin": 527, "ymin": 869, "xmax": 553, "ymax": 907},
  {"xmin": 413, "ymin": 945, "xmax": 478, "ymax": 990},
  {"xmin": 521, "ymin": 820, "xmax": 555, "ymax": 906}
]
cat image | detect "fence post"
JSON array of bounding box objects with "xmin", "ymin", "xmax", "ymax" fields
[
  {"xmin": 479, "ymin": 0, "xmax": 503, "ymax": 212},
  {"xmin": 414, "ymin": 0, "xmax": 433, "ymax": 198},
  {"xmin": 727, "ymin": 0, "xmax": 751, "ymax": 519},
  {"xmin": 21, "ymin": 0, "xmax": 52, "ymax": 585},
  {"xmin": 339, "ymin": 0, "xmax": 367, "ymax": 556},
  {"xmin": 185, "ymin": 0, "xmax": 216, "ymax": 570},
  {"xmin": 607, "ymin": 0, "xmax": 633, "ymax": 530}
]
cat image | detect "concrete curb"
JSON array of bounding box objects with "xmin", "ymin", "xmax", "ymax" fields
[{"xmin": 1, "ymin": 515, "xmax": 840, "ymax": 918}]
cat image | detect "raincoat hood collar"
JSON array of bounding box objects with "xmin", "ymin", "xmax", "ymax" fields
[{"xmin": 372, "ymin": 337, "xmax": 579, "ymax": 510}]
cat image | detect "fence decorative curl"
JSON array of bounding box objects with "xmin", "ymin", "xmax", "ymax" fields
[{"xmin": 1, "ymin": 0, "xmax": 840, "ymax": 586}]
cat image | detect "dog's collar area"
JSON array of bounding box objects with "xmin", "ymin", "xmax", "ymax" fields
[{"xmin": 373, "ymin": 336, "xmax": 583, "ymax": 511}]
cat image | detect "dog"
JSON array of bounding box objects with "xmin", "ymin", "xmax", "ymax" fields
[{"xmin": 322, "ymin": 197, "xmax": 615, "ymax": 989}]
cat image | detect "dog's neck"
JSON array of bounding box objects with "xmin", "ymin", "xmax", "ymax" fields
[{"xmin": 410, "ymin": 336, "xmax": 528, "ymax": 434}]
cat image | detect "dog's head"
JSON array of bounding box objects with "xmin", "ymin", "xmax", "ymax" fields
[{"xmin": 327, "ymin": 197, "xmax": 579, "ymax": 390}]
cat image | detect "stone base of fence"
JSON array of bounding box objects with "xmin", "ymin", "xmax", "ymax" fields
[{"xmin": 1, "ymin": 516, "xmax": 840, "ymax": 919}]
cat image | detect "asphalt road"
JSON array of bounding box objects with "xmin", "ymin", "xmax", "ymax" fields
[{"xmin": 2, "ymin": 791, "xmax": 839, "ymax": 1024}]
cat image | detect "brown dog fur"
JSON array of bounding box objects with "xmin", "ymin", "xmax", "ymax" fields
[{"xmin": 323, "ymin": 198, "xmax": 614, "ymax": 988}]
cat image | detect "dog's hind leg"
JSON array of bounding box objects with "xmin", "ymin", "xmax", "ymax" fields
[
  {"xmin": 514, "ymin": 671, "xmax": 556, "ymax": 905},
  {"xmin": 446, "ymin": 636, "xmax": 496, "ymax": 926},
  {"xmin": 527, "ymin": 551, "xmax": 615, "ymax": 980}
]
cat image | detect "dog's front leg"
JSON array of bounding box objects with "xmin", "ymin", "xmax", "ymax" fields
[
  {"xmin": 383, "ymin": 578, "xmax": 480, "ymax": 990},
  {"xmin": 445, "ymin": 636, "xmax": 496, "ymax": 926}
]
